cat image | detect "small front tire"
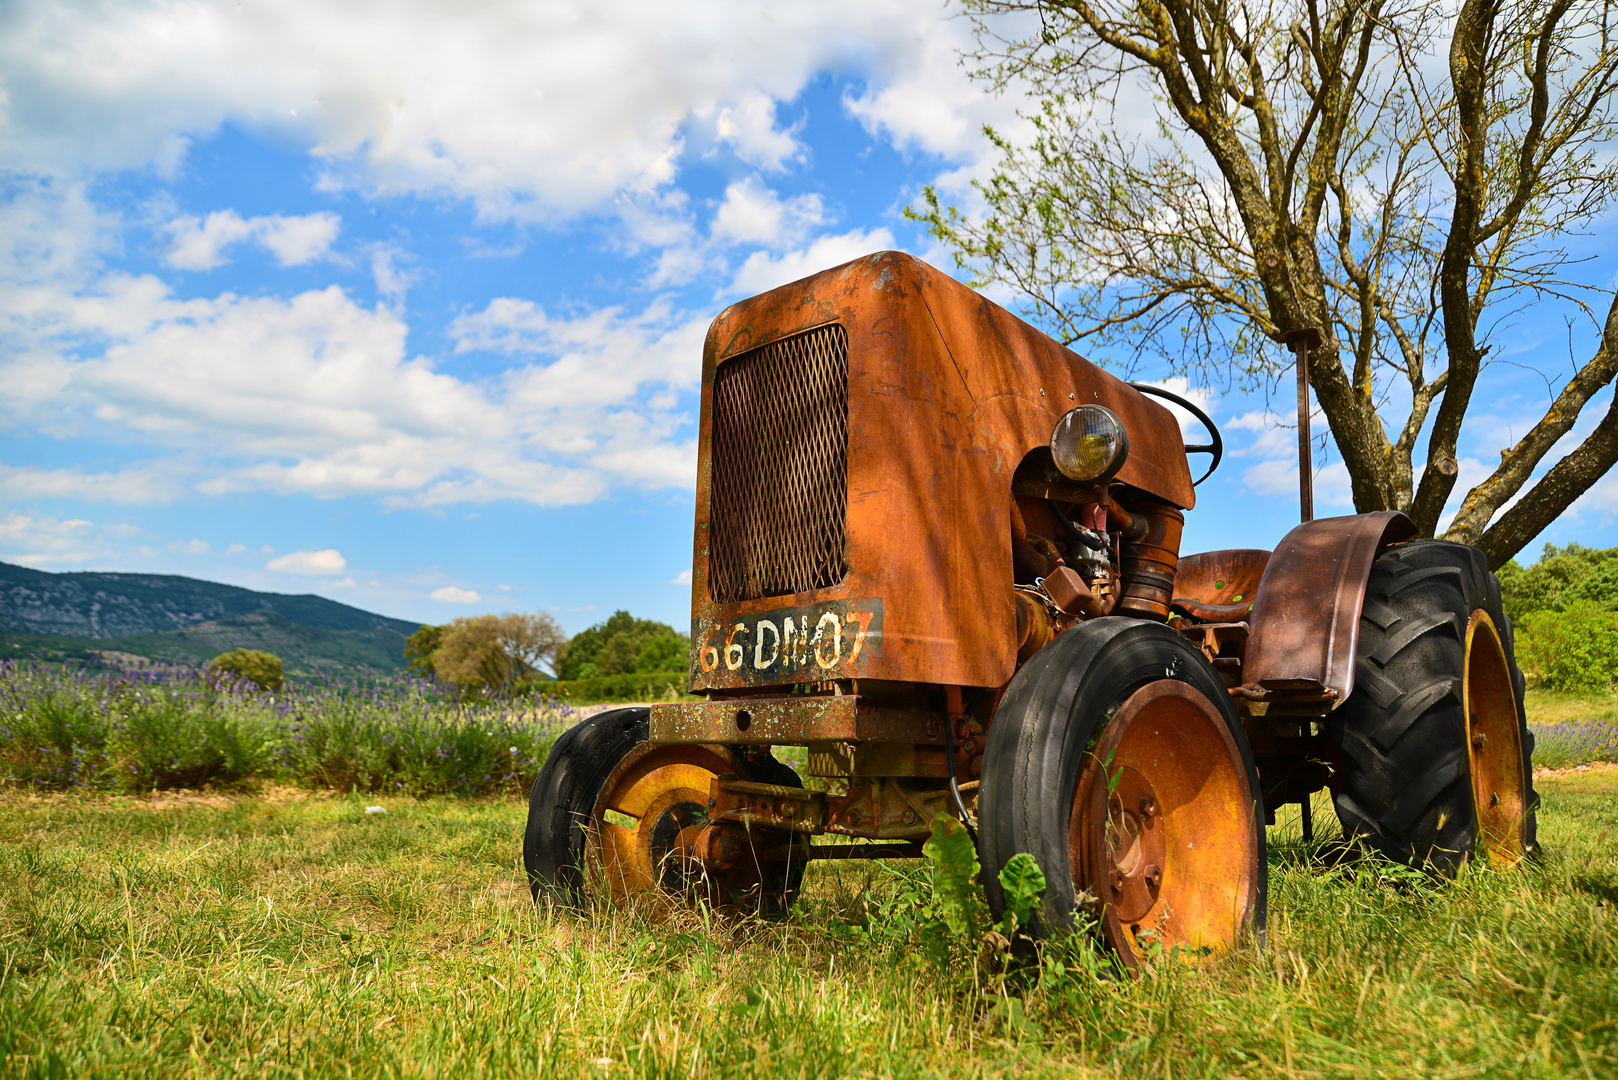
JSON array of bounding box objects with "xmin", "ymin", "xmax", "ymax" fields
[
  {"xmin": 524, "ymin": 707, "xmax": 805, "ymax": 912},
  {"xmin": 979, "ymin": 618, "xmax": 1267, "ymax": 968}
]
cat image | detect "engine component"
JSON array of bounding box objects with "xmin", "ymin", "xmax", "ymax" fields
[{"xmin": 1116, "ymin": 499, "xmax": 1185, "ymax": 620}]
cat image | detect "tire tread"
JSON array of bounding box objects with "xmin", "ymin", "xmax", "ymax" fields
[{"xmin": 1331, "ymin": 540, "xmax": 1538, "ymax": 871}]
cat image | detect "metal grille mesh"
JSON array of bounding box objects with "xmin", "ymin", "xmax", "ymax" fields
[{"xmin": 708, "ymin": 324, "xmax": 849, "ymax": 603}]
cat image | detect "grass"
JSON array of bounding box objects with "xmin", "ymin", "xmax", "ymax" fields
[
  {"xmin": 1, "ymin": 661, "xmax": 1614, "ymax": 1076},
  {"xmin": 2, "ymin": 775, "xmax": 1615, "ymax": 1079}
]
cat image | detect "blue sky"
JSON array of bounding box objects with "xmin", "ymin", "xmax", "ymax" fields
[{"xmin": 3, "ymin": 0, "xmax": 1615, "ymax": 635}]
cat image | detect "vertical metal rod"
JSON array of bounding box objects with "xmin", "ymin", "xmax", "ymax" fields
[
  {"xmin": 1300, "ymin": 796, "xmax": 1314, "ymax": 844},
  {"xmin": 1283, "ymin": 327, "xmax": 1322, "ymax": 524},
  {"xmin": 1296, "ymin": 340, "xmax": 1313, "ymax": 523}
]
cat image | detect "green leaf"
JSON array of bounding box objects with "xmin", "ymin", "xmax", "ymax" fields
[
  {"xmin": 924, "ymin": 813, "xmax": 983, "ymax": 943},
  {"xmin": 997, "ymin": 852, "xmax": 1047, "ymax": 936}
]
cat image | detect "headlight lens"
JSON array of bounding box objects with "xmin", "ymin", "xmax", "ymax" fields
[{"xmin": 1050, "ymin": 405, "xmax": 1129, "ymax": 483}]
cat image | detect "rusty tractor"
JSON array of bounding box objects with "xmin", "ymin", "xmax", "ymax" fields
[{"xmin": 524, "ymin": 252, "xmax": 1537, "ymax": 967}]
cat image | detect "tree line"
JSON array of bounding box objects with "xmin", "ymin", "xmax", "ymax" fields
[{"xmin": 403, "ymin": 610, "xmax": 688, "ymax": 693}]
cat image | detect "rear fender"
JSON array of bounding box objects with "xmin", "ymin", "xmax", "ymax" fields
[{"xmin": 1242, "ymin": 512, "xmax": 1417, "ymax": 704}]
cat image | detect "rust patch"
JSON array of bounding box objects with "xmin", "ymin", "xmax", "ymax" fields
[{"xmin": 649, "ymin": 692, "xmax": 936, "ymax": 746}]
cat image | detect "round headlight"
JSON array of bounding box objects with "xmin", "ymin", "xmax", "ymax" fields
[{"xmin": 1050, "ymin": 405, "xmax": 1129, "ymax": 483}]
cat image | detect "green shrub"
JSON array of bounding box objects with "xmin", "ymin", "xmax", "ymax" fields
[
  {"xmin": 633, "ymin": 634, "xmax": 687, "ymax": 673},
  {"xmin": 1517, "ymin": 603, "xmax": 1618, "ymax": 692},
  {"xmin": 403, "ymin": 624, "xmax": 444, "ymax": 676},
  {"xmin": 208, "ymin": 649, "xmax": 284, "ymax": 692},
  {"xmin": 0, "ymin": 665, "xmax": 117, "ymax": 788},
  {"xmin": 1499, "ymin": 543, "xmax": 1618, "ymax": 624},
  {"xmin": 120, "ymin": 688, "xmax": 275, "ymax": 790},
  {"xmin": 557, "ymin": 611, "xmax": 686, "ymax": 679}
]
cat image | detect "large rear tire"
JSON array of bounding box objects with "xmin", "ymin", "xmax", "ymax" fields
[
  {"xmin": 1330, "ymin": 540, "xmax": 1538, "ymax": 872},
  {"xmin": 979, "ymin": 618, "xmax": 1267, "ymax": 968},
  {"xmin": 524, "ymin": 707, "xmax": 805, "ymax": 912}
]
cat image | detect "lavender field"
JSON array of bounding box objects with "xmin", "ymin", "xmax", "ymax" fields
[
  {"xmin": 1527, "ymin": 693, "xmax": 1618, "ymax": 769},
  {"xmin": 0, "ymin": 659, "xmax": 581, "ymax": 796},
  {"xmin": 3, "ymin": 657, "xmax": 1615, "ymax": 798}
]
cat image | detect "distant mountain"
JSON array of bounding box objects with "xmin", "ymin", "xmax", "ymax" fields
[{"xmin": 0, "ymin": 562, "xmax": 421, "ymax": 674}]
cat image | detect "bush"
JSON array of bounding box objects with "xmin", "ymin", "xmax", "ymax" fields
[
  {"xmin": 208, "ymin": 649, "xmax": 284, "ymax": 692},
  {"xmin": 557, "ymin": 611, "xmax": 686, "ymax": 679},
  {"xmin": 1517, "ymin": 603, "xmax": 1618, "ymax": 692},
  {"xmin": 403, "ymin": 624, "xmax": 444, "ymax": 676},
  {"xmin": 1499, "ymin": 543, "xmax": 1618, "ymax": 624}
]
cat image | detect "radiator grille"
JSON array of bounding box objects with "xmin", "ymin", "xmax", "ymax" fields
[{"xmin": 708, "ymin": 324, "xmax": 849, "ymax": 603}]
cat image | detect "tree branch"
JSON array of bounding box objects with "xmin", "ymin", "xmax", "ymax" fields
[
  {"xmin": 1476, "ymin": 384, "xmax": 1618, "ymax": 569},
  {"xmin": 1448, "ymin": 288, "xmax": 1618, "ymax": 544}
]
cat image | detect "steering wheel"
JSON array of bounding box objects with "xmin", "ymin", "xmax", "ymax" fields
[{"xmin": 1130, "ymin": 383, "xmax": 1224, "ymax": 486}]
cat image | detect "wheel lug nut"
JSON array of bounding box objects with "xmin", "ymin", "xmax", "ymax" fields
[
  {"xmin": 1144, "ymin": 864, "xmax": 1162, "ymax": 891},
  {"xmin": 1110, "ymin": 869, "xmax": 1126, "ymax": 893},
  {"xmin": 1471, "ymin": 733, "xmax": 1487, "ymax": 750}
]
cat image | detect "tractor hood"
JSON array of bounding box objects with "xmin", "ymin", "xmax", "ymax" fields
[{"xmin": 687, "ymin": 251, "xmax": 1193, "ymax": 692}]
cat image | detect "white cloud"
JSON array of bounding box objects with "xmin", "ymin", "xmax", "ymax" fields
[
  {"xmin": 644, "ymin": 178, "xmax": 828, "ymax": 287},
  {"xmin": 0, "ymin": 463, "xmax": 180, "ymax": 504},
  {"xmin": 0, "ymin": 512, "xmax": 120, "ymax": 567},
  {"xmin": 431, "ymin": 585, "xmax": 480, "ymax": 603},
  {"xmin": 164, "ymin": 211, "xmax": 256, "ymax": 271},
  {"xmin": 257, "ymin": 213, "xmax": 342, "ymax": 266},
  {"xmin": 1227, "ymin": 408, "xmax": 1354, "ymax": 509},
  {"xmin": 710, "ymin": 177, "xmax": 825, "ymax": 249},
  {"xmin": 0, "ymin": 0, "xmax": 987, "ymax": 223},
  {"xmin": 266, "ymin": 548, "xmax": 347, "ymax": 575},
  {"xmin": 370, "ymin": 245, "xmax": 414, "ymax": 304},
  {"xmin": 729, "ymin": 227, "xmax": 896, "ymax": 296},
  {"xmin": 716, "ymin": 92, "xmax": 804, "ymax": 172},
  {"xmin": 164, "ymin": 210, "xmax": 340, "ymax": 270},
  {"xmin": 668, "ymin": 569, "xmax": 692, "ymax": 585},
  {"xmin": 2, "ymin": 193, "xmax": 710, "ymax": 507},
  {"xmin": 168, "ymin": 538, "xmax": 210, "ymax": 555},
  {"xmin": 840, "ymin": 8, "xmax": 1033, "ymax": 172}
]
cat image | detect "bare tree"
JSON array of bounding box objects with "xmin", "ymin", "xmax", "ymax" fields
[
  {"xmin": 915, "ymin": 0, "xmax": 1618, "ymax": 566},
  {"xmin": 432, "ymin": 612, "xmax": 567, "ymax": 692}
]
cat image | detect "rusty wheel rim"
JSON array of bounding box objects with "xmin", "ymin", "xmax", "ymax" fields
[
  {"xmin": 1463, "ymin": 611, "xmax": 1527, "ymax": 866},
  {"xmin": 588, "ymin": 743, "xmax": 735, "ymax": 901},
  {"xmin": 1068, "ymin": 680, "xmax": 1259, "ymax": 968}
]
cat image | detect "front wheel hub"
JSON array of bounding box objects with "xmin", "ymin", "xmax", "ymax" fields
[
  {"xmin": 1069, "ymin": 679, "xmax": 1261, "ymax": 967},
  {"xmin": 1103, "ymin": 766, "xmax": 1167, "ymax": 922},
  {"xmin": 588, "ymin": 744, "xmax": 802, "ymax": 911}
]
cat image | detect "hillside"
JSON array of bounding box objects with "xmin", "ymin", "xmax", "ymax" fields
[{"xmin": 0, "ymin": 562, "xmax": 420, "ymax": 674}]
